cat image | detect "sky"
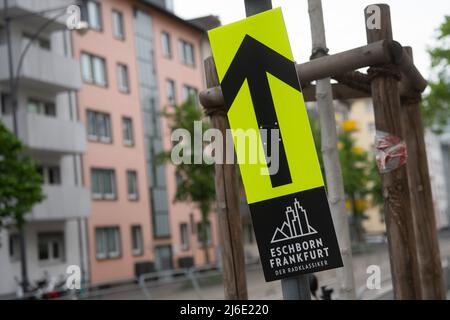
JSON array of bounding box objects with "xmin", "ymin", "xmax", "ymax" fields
[{"xmin": 174, "ymin": 0, "xmax": 450, "ymax": 80}]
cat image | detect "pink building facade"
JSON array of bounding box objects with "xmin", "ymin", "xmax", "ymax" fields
[{"xmin": 73, "ymin": 0, "xmax": 218, "ymax": 285}]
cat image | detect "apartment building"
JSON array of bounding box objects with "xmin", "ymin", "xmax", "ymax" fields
[
  {"xmin": 348, "ymin": 98, "xmax": 450, "ymax": 233},
  {"xmin": 73, "ymin": 0, "xmax": 219, "ymax": 285},
  {"xmin": 0, "ymin": 0, "xmax": 89, "ymax": 295},
  {"xmin": 346, "ymin": 99, "xmax": 385, "ymax": 235},
  {"xmin": 425, "ymin": 129, "xmax": 449, "ymax": 230}
]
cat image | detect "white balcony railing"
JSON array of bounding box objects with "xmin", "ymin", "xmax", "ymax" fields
[
  {"xmin": 2, "ymin": 112, "xmax": 86, "ymax": 155},
  {"xmin": 0, "ymin": 44, "xmax": 81, "ymax": 93},
  {"xmin": 30, "ymin": 185, "xmax": 90, "ymax": 221},
  {"xmin": 0, "ymin": 0, "xmax": 75, "ymax": 29}
]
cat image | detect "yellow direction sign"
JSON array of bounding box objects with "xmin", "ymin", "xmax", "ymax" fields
[{"xmin": 208, "ymin": 8, "xmax": 343, "ymax": 281}]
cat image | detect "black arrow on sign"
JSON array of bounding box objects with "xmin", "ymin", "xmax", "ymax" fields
[{"xmin": 221, "ymin": 35, "xmax": 302, "ymax": 188}]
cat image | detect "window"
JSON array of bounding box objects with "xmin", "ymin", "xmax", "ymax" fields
[
  {"xmin": 131, "ymin": 225, "xmax": 143, "ymax": 256},
  {"xmin": 95, "ymin": 227, "xmax": 121, "ymax": 259},
  {"xmin": 127, "ymin": 170, "xmax": 138, "ymax": 200},
  {"xmin": 182, "ymin": 85, "xmax": 198, "ymax": 105},
  {"xmin": 180, "ymin": 223, "xmax": 189, "ymax": 251},
  {"xmin": 117, "ymin": 63, "xmax": 129, "ymax": 93},
  {"xmin": 175, "ymin": 172, "xmax": 183, "ymax": 188},
  {"xmin": 87, "ymin": 110, "xmax": 112, "ymax": 143},
  {"xmin": 38, "ymin": 166, "xmax": 61, "ymax": 185},
  {"xmin": 22, "ymin": 33, "xmax": 50, "ymax": 50},
  {"xmin": 27, "ymin": 98, "xmax": 56, "ymax": 117},
  {"xmin": 154, "ymin": 245, "xmax": 173, "ymax": 270},
  {"xmin": 9, "ymin": 234, "xmax": 20, "ymax": 262},
  {"xmin": 0, "ymin": 25, "xmax": 5, "ymax": 45},
  {"xmin": 197, "ymin": 221, "xmax": 212, "ymax": 245},
  {"xmin": 161, "ymin": 31, "xmax": 171, "ymax": 58},
  {"xmin": 86, "ymin": 0, "xmax": 102, "ymax": 30},
  {"xmin": 81, "ymin": 53, "xmax": 107, "ymax": 86},
  {"xmin": 91, "ymin": 169, "xmax": 116, "ymax": 200},
  {"xmin": 112, "ymin": 10, "xmax": 125, "ymax": 40},
  {"xmin": 1, "ymin": 93, "xmax": 10, "ymax": 114},
  {"xmin": 154, "ymin": 212, "xmax": 170, "ymax": 238},
  {"xmin": 38, "ymin": 233, "xmax": 65, "ymax": 263},
  {"xmin": 179, "ymin": 40, "xmax": 195, "ymax": 66},
  {"xmin": 166, "ymin": 79, "xmax": 176, "ymax": 105},
  {"xmin": 122, "ymin": 117, "xmax": 134, "ymax": 146}
]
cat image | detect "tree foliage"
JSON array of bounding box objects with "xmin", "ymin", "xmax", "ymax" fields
[
  {"xmin": 0, "ymin": 121, "xmax": 45, "ymax": 230},
  {"xmin": 338, "ymin": 127, "xmax": 372, "ymax": 242},
  {"xmin": 158, "ymin": 99, "xmax": 215, "ymax": 264},
  {"xmin": 423, "ymin": 16, "xmax": 450, "ymax": 132},
  {"xmin": 309, "ymin": 112, "xmax": 382, "ymax": 242}
]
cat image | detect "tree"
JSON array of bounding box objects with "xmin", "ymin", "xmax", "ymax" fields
[
  {"xmin": 0, "ymin": 121, "xmax": 45, "ymax": 229},
  {"xmin": 158, "ymin": 98, "xmax": 215, "ymax": 265},
  {"xmin": 422, "ymin": 16, "xmax": 450, "ymax": 133},
  {"xmin": 338, "ymin": 121, "xmax": 372, "ymax": 243},
  {"xmin": 310, "ymin": 113, "xmax": 384, "ymax": 242}
]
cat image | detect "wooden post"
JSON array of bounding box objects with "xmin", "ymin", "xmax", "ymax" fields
[
  {"xmin": 400, "ymin": 47, "xmax": 446, "ymax": 299},
  {"xmin": 308, "ymin": 0, "xmax": 356, "ymax": 299},
  {"xmin": 365, "ymin": 4, "xmax": 421, "ymax": 299},
  {"xmin": 244, "ymin": 0, "xmax": 312, "ymax": 301},
  {"xmin": 203, "ymin": 57, "xmax": 248, "ymax": 300}
]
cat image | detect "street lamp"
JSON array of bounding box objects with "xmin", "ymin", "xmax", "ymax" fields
[{"xmin": 2, "ymin": 0, "xmax": 88, "ymax": 294}]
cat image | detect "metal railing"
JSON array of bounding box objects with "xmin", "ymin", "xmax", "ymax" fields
[{"xmin": 138, "ymin": 265, "xmax": 223, "ymax": 300}]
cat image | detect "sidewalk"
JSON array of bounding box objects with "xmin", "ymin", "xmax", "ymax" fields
[{"xmin": 11, "ymin": 233, "xmax": 450, "ymax": 300}]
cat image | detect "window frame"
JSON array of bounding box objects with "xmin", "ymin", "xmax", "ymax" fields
[
  {"xmin": 182, "ymin": 85, "xmax": 199, "ymax": 106},
  {"xmin": 112, "ymin": 9, "xmax": 125, "ymax": 40},
  {"xmin": 86, "ymin": 109, "xmax": 112, "ymax": 143},
  {"xmin": 37, "ymin": 232, "xmax": 65, "ymax": 264},
  {"xmin": 116, "ymin": 63, "xmax": 130, "ymax": 93},
  {"xmin": 126, "ymin": 170, "xmax": 139, "ymax": 201},
  {"xmin": 38, "ymin": 165, "xmax": 61, "ymax": 185},
  {"xmin": 179, "ymin": 39, "xmax": 195, "ymax": 67},
  {"xmin": 166, "ymin": 79, "xmax": 176, "ymax": 105},
  {"xmin": 27, "ymin": 98, "xmax": 56, "ymax": 117},
  {"xmin": 122, "ymin": 116, "xmax": 134, "ymax": 146},
  {"xmin": 95, "ymin": 227, "xmax": 121, "ymax": 260},
  {"xmin": 91, "ymin": 168, "xmax": 117, "ymax": 200},
  {"xmin": 161, "ymin": 31, "xmax": 172, "ymax": 58},
  {"xmin": 131, "ymin": 225, "xmax": 143, "ymax": 256},
  {"xmin": 196, "ymin": 221, "xmax": 212, "ymax": 246},
  {"xmin": 80, "ymin": 52, "xmax": 108, "ymax": 87},
  {"xmin": 180, "ymin": 223, "xmax": 190, "ymax": 251},
  {"xmin": 86, "ymin": 0, "xmax": 103, "ymax": 31},
  {"xmin": 9, "ymin": 233, "xmax": 21, "ymax": 262}
]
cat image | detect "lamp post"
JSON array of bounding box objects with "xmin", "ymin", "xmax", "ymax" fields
[{"xmin": 2, "ymin": 0, "xmax": 87, "ymax": 293}]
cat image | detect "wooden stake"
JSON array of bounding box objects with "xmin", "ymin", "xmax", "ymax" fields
[
  {"xmin": 203, "ymin": 57, "xmax": 248, "ymax": 300},
  {"xmin": 365, "ymin": 4, "xmax": 421, "ymax": 299},
  {"xmin": 308, "ymin": 0, "xmax": 356, "ymax": 299},
  {"xmin": 400, "ymin": 47, "xmax": 445, "ymax": 299}
]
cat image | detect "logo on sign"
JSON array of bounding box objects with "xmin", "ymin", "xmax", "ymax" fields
[{"xmin": 271, "ymin": 199, "xmax": 317, "ymax": 244}]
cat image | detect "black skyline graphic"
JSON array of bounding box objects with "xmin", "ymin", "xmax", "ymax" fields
[{"xmin": 271, "ymin": 198, "xmax": 317, "ymax": 244}]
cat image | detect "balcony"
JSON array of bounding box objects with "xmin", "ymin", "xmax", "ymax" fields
[
  {"xmin": 0, "ymin": 0, "xmax": 74, "ymax": 31},
  {"xmin": 2, "ymin": 112, "xmax": 86, "ymax": 155},
  {"xmin": 30, "ymin": 185, "xmax": 90, "ymax": 221},
  {"xmin": 24, "ymin": 113, "xmax": 86, "ymax": 154},
  {"xmin": 0, "ymin": 45, "xmax": 81, "ymax": 93}
]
